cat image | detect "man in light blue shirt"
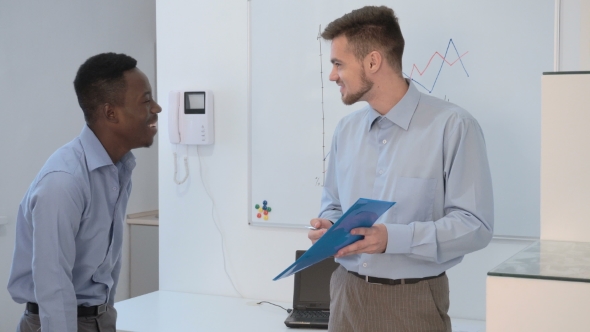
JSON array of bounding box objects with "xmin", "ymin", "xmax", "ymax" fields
[
  {"xmin": 8, "ymin": 53, "xmax": 161, "ymax": 332},
  {"xmin": 308, "ymin": 6, "xmax": 493, "ymax": 332}
]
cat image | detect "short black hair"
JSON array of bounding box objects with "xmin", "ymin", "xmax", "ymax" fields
[
  {"xmin": 322, "ymin": 6, "xmax": 405, "ymax": 72},
  {"xmin": 73, "ymin": 53, "xmax": 137, "ymax": 124}
]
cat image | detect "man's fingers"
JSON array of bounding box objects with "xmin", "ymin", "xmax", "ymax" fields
[
  {"xmin": 308, "ymin": 228, "xmax": 327, "ymax": 243},
  {"xmin": 350, "ymin": 227, "xmax": 371, "ymax": 236},
  {"xmin": 336, "ymin": 241, "xmax": 364, "ymax": 257},
  {"xmin": 308, "ymin": 218, "xmax": 331, "ymax": 244},
  {"xmin": 339, "ymin": 243, "xmax": 378, "ymax": 257},
  {"xmin": 309, "ymin": 218, "xmax": 332, "ymax": 230},
  {"xmin": 336, "ymin": 225, "xmax": 387, "ymax": 257}
]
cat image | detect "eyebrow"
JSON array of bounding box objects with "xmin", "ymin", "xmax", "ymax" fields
[{"xmin": 330, "ymin": 57, "xmax": 342, "ymax": 64}]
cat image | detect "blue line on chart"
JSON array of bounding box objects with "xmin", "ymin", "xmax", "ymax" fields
[{"xmin": 402, "ymin": 39, "xmax": 470, "ymax": 94}]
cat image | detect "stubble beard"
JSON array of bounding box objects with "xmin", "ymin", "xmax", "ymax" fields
[{"xmin": 341, "ymin": 69, "xmax": 374, "ymax": 105}]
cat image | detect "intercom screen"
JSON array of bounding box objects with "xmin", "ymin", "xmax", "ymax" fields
[{"xmin": 185, "ymin": 92, "xmax": 205, "ymax": 114}]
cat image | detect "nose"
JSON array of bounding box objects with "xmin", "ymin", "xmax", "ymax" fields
[
  {"xmin": 152, "ymin": 101, "xmax": 162, "ymax": 114},
  {"xmin": 329, "ymin": 65, "xmax": 338, "ymax": 82}
]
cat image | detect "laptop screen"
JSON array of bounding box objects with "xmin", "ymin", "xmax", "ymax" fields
[{"xmin": 293, "ymin": 250, "xmax": 340, "ymax": 309}]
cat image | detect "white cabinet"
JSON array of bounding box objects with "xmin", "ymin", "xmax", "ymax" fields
[
  {"xmin": 487, "ymin": 241, "xmax": 590, "ymax": 332},
  {"xmin": 127, "ymin": 211, "xmax": 159, "ymax": 298}
]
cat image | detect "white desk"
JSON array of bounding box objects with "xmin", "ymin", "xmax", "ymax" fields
[
  {"xmin": 115, "ymin": 291, "xmax": 312, "ymax": 332},
  {"xmin": 115, "ymin": 291, "xmax": 485, "ymax": 332}
]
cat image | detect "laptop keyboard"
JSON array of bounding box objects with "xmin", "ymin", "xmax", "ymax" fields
[{"xmin": 292, "ymin": 310, "xmax": 330, "ymax": 319}]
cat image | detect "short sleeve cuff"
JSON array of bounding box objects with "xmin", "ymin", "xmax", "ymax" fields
[{"xmin": 385, "ymin": 223, "xmax": 413, "ymax": 254}]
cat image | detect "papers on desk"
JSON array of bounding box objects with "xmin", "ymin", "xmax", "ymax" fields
[{"xmin": 273, "ymin": 198, "xmax": 395, "ymax": 281}]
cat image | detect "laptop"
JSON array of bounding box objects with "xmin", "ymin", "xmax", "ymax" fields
[{"xmin": 284, "ymin": 250, "xmax": 340, "ymax": 329}]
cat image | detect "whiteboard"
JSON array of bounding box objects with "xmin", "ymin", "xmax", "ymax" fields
[{"xmin": 248, "ymin": 0, "xmax": 554, "ymax": 237}]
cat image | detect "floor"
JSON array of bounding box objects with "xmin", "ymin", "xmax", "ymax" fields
[{"xmin": 117, "ymin": 319, "xmax": 486, "ymax": 332}]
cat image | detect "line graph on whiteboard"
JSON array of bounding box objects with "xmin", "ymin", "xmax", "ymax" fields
[{"xmin": 403, "ymin": 38, "xmax": 470, "ymax": 94}]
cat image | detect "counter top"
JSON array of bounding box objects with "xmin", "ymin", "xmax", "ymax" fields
[
  {"xmin": 488, "ymin": 240, "xmax": 590, "ymax": 283},
  {"xmin": 126, "ymin": 210, "xmax": 158, "ymax": 226}
]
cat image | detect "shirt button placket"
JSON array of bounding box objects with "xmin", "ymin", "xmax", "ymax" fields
[{"xmin": 377, "ymin": 133, "xmax": 388, "ymax": 176}]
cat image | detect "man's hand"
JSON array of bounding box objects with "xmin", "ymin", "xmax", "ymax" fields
[
  {"xmin": 307, "ymin": 218, "xmax": 333, "ymax": 244},
  {"xmin": 335, "ymin": 224, "xmax": 388, "ymax": 258}
]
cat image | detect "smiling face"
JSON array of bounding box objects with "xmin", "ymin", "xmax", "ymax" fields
[
  {"xmin": 114, "ymin": 68, "xmax": 161, "ymax": 150},
  {"xmin": 329, "ymin": 35, "xmax": 374, "ymax": 105}
]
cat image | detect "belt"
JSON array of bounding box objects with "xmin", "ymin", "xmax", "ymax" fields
[
  {"xmin": 349, "ymin": 271, "xmax": 445, "ymax": 285},
  {"xmin": 26, "ymin": 302, "xmax": 108, "ymax": 317}
]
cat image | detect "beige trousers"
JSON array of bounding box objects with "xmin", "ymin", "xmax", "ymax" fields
[{"xmin": 329, "ymin": 265, "xmax": 451, "ymax": 332}]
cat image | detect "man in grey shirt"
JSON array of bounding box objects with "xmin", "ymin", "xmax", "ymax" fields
[
  {"xmin": 308, "ymin": 6, "xmax": 493, "ymax": 331},
  {"xmin": 8, "ymin": 53, "xmax": 161, "ymax": 332}
]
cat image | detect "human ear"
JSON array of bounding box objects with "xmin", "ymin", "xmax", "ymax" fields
[
  {"xmin": 99, "ymin": 103, "xmax": 119, "ymax": 123},
  {"xmin": 366, "ymin": 51, "xmax": 382, "ymax": 73}
]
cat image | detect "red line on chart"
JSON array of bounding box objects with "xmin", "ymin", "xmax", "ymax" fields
[
  {"xmin": 403, "ymin": 39, "xmax": 470, "ymax": 94},
  {"xmin": 407, "ymin": 51, "xmax": 469, "ymax": 78}
]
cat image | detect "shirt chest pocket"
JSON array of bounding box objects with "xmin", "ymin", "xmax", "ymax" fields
[{"xmin": 392, "ymin": 176, "xmax": 437, "ymax": 224}]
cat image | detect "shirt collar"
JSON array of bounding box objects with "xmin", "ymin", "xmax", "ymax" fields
[
  {"xmin": 79, "ymin": 125, "xmax": 136, "ymax": 171},
  {"xmin": 366, "ymin": 79, "xmax": 421, "ymax": 131}
]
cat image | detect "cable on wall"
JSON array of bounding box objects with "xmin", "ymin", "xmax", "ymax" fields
[
  {"xmin": 173, "ymin": 145, "xmax": 189, "ymax": 185},
  {"xmin": 196, "ymin": 145, "xmax": 244, "ymax": 298}
]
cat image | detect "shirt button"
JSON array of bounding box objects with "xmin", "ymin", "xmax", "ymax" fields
[
  {"xmin": 382, "ymin": 139, "xmax": 387, "ymax": 144},
  {"xmin": 379, "ymin": 169, "xmax": 384, "ymax": 175},
  {"xmin": 362, "ymin": 263, "xmax": 368, "ymax": 268},
  {"xmin": 113, "ymin": 187, "xmax": 117, "ymax": 191}
]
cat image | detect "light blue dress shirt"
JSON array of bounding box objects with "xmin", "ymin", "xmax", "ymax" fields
[
  {"xmin": 320, "ymin": 81, "xmax": 494, "ymax": 280},
  {"xmin": 8, "ymin": 125, "xmax": 135, "ymax": 332}
]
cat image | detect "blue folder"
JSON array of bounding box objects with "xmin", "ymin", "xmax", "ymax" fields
[{"xmin": 273, "ymin": 198, "xmax": 396, "ymax": 281}]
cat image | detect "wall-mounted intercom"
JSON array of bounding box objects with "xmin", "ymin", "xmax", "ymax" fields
[
  {"xmin": 168, "ymin": 90, "xmax": 214, "ymax": 145},
  {"xmin": 168, "ymin": 90, "xmax": 214, "ymax": 185}
]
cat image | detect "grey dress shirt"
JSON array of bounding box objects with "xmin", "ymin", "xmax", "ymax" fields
[
  {"xmin": 320, "ymin": 81, "xmax": 494, "ymax": 279},
  {"xmin": 8, "ymin": 125, "xmax": 135, "ymax": 332}
]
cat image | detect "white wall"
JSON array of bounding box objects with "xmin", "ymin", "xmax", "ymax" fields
[
  {"xmin": 560, "ymin": 0, "xmax": 582, "ymax": 70},
  {"xmin": 156, "ymin": 0, "xmax": 589, "ymax": 322},
  {"xmin": 157, "ymin": 0, "xmax": 312, "ymax": 301},
  {"xmin": 581, "ymin": 0, "xmax": 590, "ymax": 69},
  {"xmin": 560, "ymin": 0, "xmax": 590, "ymax": 70},
  {"xmin": 0, "ymin": 1, "xmax": 157, "ymax": 330}
]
